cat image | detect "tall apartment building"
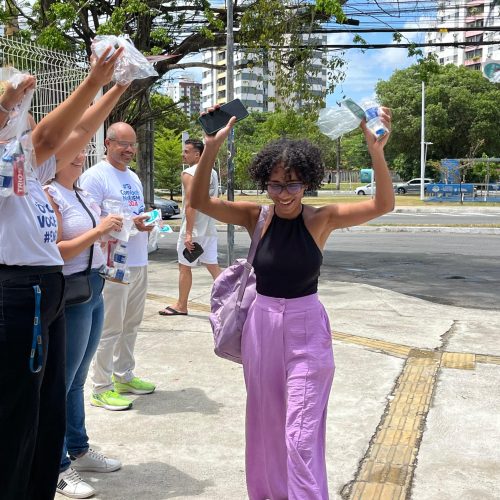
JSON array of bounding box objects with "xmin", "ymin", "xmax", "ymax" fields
[
  {"xmin": 425, "ymin": 0, "xmax": 500, "ymax": 69},
  {"xmin": 163, "ymin": 78, "xmax": 202, "ymax": 117},
  {"xmin": 201, "ymin": 37, "xmax": 328, "ymax": 112}
]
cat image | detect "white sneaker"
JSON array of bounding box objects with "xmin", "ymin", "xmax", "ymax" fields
[
  {"xmin": 56, "ymin": 467, "xmax": 96, "ymax": 499},
  {"xmin": 71, "ymin": 448, "xmax": 122, "ymax": 473}
]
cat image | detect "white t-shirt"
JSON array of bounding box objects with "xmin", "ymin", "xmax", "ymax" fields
[
  {"xmin": 179, "ymin": 165, "xmax": 219, "ymax": 238},
  {"xmin": 45, "ymin": 182, "xmax": 106, "ymax": 275},
  {"xmin": 80, "ymin": 160, "xmax": 148, "ymax": 267},
  {"xmin": 0, "ymin": 156, "xmax": 64, "ymax": 266}
]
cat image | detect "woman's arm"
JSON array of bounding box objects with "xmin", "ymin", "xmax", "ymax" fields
[
  {"xmin": 189, "ymin": 116, "xmax": 260, "ymax": 231},
  {"xmin": 316, "ymin": 107, "xmax": 395, "ymax": 234},
  {"xmin": 55, "ymin": 83, "xmax": 129, "ymax": 170},
  {"xmin": 32, "ymin": 47, "xmax": 123, "ymax": 166},
  {"xmin": 45, "ymin": 190, "xmax": 123, "ymax": 261}
]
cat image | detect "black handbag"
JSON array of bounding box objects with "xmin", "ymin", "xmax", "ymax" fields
[{"xmin": 64, "ymin": 191, "xmax": 96, "ymax": 306}]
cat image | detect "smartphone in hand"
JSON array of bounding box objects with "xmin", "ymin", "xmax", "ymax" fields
[{"xmin": 198, "ymin": 99, "xmax": 249, "ymax": 135}]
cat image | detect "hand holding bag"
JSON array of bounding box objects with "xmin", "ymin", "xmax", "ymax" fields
[
  {"xmin": 210, "ymin": 205, "xmax": 269, "ymax": 363},
  {"xmin": 64, "ymin": 191, "xmax": 96, "ymax": 306}
]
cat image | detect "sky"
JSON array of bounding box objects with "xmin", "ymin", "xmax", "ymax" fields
[
  {"xmin": 325, "ymin": 31, "xmax": 423, "ymax": 105},
  {"xmin": 167, "ymin": 3, "xmax": 435, "ymax": 109}
]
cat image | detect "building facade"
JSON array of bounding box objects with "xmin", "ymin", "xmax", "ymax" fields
[
  {"xmin": 163, "ymin": 78, "xmax": 202, "ymax": 117},
  {"xmin": 201, "ymin": 37, "xmax": 327, "ymax": 112},
  {"xmin": 425, "ymin": 0, "xmax": 500, "ymax": 69}
]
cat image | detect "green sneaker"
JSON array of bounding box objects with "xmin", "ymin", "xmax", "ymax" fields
[
  {"xmin": 113, "ymin": 376, "xmax": 156, "ymax": 395},
  {"xmin": 90, "ymin": 390, "xmax": 132, "ymax": 411}
]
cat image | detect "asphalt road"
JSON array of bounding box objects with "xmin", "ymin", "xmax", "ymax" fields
[
  {"xmin": 156, "ymin": 230, "xmax": 499, "ymax": 311},
  {"xmin": 370, "ymin": 210, "xmax": 500, "ymax": 226}
]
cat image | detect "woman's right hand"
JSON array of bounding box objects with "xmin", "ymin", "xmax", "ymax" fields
[
  {"xmin": 202, "ymin": 105, "xmax": 237, "ymax": 148},
  {"xmin": 96, "ymin": 214, "xmax": 123, "ymax": 236},
  {"xmin": 88, "ymin": 46, "xmax": 125, "ymax": 88}
]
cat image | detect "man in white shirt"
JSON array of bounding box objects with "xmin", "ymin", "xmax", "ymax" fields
[
  {"xmin": 159, "ymin": 139, "xmax": 221, "ymax": 316},
  {"xmin": 81, "ymin": 122, "xmax": 155, "ymax": 411}
]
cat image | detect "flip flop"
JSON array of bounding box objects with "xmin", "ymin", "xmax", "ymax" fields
[{"xmin": 159, "ymin": 306, "xmax": 188, "ymax": 317}]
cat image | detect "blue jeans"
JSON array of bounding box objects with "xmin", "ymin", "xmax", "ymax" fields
[{"xmin": 60, "ymin": 269, "xmax": 105, "ymax": 472}]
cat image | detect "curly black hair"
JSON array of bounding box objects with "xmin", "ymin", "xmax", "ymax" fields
[{"xmin": 248, "ymin": 138, "xmax": 324, "ymax": 191}]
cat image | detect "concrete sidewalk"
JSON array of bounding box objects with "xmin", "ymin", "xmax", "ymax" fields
[{"xmin": 57, "ymin": 249, "xmax": 500, "ymax": 500}]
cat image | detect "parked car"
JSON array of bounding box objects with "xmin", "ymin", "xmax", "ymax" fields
[
  {"xmin": 393, "ymin": 178, "xmax": 433, "ymax": 195},
  {"xmin": 152, "ymin": 197, "xmax": 180, "ymax": 219},
  {"xmin": 355, "ymin": 184, "xmax": 376, "ymax": 195}
]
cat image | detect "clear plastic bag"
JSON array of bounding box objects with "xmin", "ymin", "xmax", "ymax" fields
[
  {"xmin": 91, "ymin": 35, "xmax": 158, "ymax": 85},
  {"xmin": 0, "ymin": 68, "xmax": 36, "ymax": 196},
  {"xmin": 317, "ymin": 99, "xmax": 364, "ymax": 140}
]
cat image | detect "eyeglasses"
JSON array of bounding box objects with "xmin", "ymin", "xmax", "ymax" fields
[
  {"xmin": 266, "ymin": 182, "xmax": 305, "ymax": 195},
  {"xmin": 108, "ymin": 139, "xmax": 138, "ymax": 149}
]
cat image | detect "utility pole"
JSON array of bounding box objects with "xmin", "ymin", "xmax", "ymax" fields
[
  {"xmin": 420, "ymin": 81, "xmax": 426, "ymax": 201},
  {"xmin": 336, "ymin": 137, "xmax": 341, "ymax": 190},
  {"xmin": 226, "ymin": 0, "xmax": 235, "ymax": 265}
]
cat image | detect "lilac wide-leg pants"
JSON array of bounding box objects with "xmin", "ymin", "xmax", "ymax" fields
[{"xmin": 242, "ymin": 292, "xmax": 335, "ymax": 500}]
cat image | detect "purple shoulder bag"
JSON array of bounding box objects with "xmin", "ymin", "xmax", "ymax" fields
[{"xmin": 210, "ymin": 205, "xmax": 269, "ymax": 363}]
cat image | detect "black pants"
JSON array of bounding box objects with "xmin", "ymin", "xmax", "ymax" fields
[{"xmin": 0, "ymin": 271, "xmax": 66, "ymax": 500}]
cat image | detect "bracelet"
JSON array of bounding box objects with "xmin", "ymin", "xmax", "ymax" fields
[{"xmin": 0, "ymin": 102, "xmax": 12, "ymax": 114}]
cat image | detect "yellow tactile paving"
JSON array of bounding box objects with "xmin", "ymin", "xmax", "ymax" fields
[
  {"xmin": 345, "ymin": 349, "xmax": 441, "ymax": 499},
  {"xmin": 441, "ymin": 352, "xmax": 476, "ymax": 369},
  {"xmin": 476, "ymin": 354, "xmax": 500, "ymax": 365},
  {"xmin": 349, "ymin": 481, "xmax": 406, "ymax": 500}
]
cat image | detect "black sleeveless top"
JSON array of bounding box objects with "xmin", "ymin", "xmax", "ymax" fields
[{"xmin": 253, "ymin": 206, "xmax": 323, "ymax": 299}]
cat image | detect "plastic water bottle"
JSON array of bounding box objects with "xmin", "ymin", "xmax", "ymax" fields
[
  {"xmin": 111, "ymin": 242, "xmax": 130, "ymax": 283},
  {"xmin": 13, "ymin": 143, "xmax": 26, "ymax": 196},
  {"xmin": 0, "ymin": 155, "xmax": 14, "ymax": 197},
  {"xmin": 113, "ymin": 242, "xmax": 128, "ymax": 267},
  {"xmin": 360, "ymin": 99, "xmax": 388, "ymax": 140}
]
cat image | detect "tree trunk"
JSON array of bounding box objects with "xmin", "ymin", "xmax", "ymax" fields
[{"xmin": 136, "ymin": 88, "xmax": 155, "ymax": 208}]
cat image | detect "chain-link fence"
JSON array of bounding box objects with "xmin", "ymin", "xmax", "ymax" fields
[{"xmin": 0, "ymin": 36, "xmax": 104, "ymax": 166}]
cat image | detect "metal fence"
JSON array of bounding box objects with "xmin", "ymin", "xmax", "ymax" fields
[{"xmin": 0, "ymin": 36, "xmax": 104, "ymax": 166}]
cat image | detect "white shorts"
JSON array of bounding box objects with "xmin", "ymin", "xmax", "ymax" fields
[{"xmin": 177, "ymin": 235, "xmax": 219, "ymax": 267}]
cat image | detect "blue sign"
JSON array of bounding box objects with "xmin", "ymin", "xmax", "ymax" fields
[
  {"xmin": 440, "ymin": 159, "xmax": 461, "ymax": 183},
  {"xmin": 360, "ymin": 168, "xmax": 373, "ymax": 183},
  {"xmin": 428, "ymin": 183, "xmax": 475, "ymax": 197}
]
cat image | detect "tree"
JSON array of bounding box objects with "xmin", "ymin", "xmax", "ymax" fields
[
  {"xmin": 154, "ymin": 127, "xmax": 182, "ymax": 198},
  {"xmin": 376, "ymin": 63, "xmax": 500, "ymax": 180},
  {"xmin": 1, "ymin": 0, "xmax": 349, "ymax": 200}
]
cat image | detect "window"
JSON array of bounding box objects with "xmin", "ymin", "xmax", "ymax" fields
[
  {"xmin": 217, "ymin": 51, "xmax": 226, "ymax": 61},
  {"xmin": 466, "ymin": 34, "xmax": 483, "ymax": 44},
  {"xmin": 217, "ymin": 77, "xmax": 226, "ymax": 86}
]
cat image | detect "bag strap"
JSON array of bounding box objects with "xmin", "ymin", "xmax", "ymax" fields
[
  {"xmin": 235, "ymin": 205, "xmax": 270, "ymax": 305},
  {"xmin": 247, "ymin": 204, "xmax": 269, "ymax": 265},
  {"xmin": 74, "ymin": 190, "xmax": 96, "ymax": 272}
]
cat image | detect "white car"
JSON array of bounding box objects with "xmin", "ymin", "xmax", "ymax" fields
[{"xmin": 355, "ymin": 184, "xmax": 376, "ymax": 195}]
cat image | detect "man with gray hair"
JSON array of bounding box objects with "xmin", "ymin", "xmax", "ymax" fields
[{"xmin": 80, "ymin": 122, "xmax": 156, "ymax": 411}]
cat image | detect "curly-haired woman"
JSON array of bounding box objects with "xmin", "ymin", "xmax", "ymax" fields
[{"xmin": 190, "ymin": 109, "xmax": 394, "ymax": 499}]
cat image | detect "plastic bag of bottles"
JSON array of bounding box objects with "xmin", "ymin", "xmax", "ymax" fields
[
  {"xmin": 0, "ymin": 68, "xmax": 35, "ymax": 198},
  {"xmin": 91, "ymin": 35, "xmax": 158, "ymax": 85},
  {"xmin": 317, "ymin": 99, "xmax": 365, "ymax": 140}
]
